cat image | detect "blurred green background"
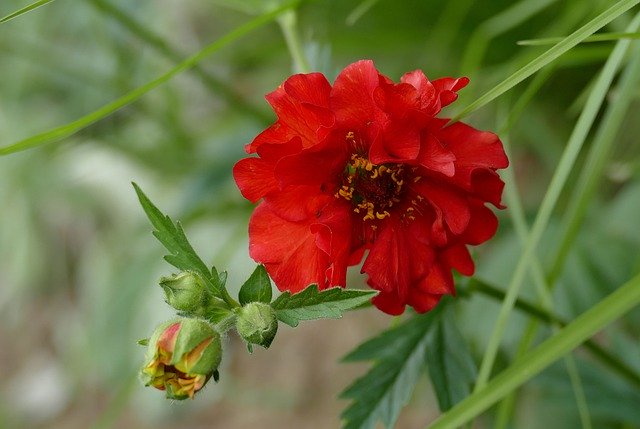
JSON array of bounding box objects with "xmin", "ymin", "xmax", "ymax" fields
[{"xmin": 1, "ymin": 0, "xmax": 639, "ymax": 428}]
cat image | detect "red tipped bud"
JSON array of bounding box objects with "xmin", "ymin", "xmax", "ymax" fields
[{"xmin": 140, "ymin": 318, "xmax": 222, "ymax": 400}]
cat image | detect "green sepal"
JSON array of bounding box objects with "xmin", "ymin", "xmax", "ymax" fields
[
  {"xmin": 235, "ymin": 302, "xmax": 278, "ymax": 349},
  {"xmin": 238, "ymin": 265, "xmax": 273, "ymax": 305},
  {"xmin": 170, "ymin": 318, "xmax": 222, "ymax": 374},
  {"xmin": 271, "ymin": 285, "xmax": 377, "ymax": 327},
  {"xmin": 137, "ymin": 338, "xmax": 149, "ymax": 346}
]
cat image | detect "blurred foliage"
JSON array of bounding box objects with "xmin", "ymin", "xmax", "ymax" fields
[{"xmin": 1, "ymin": 0, "xmax": 639, "ymax": 428}]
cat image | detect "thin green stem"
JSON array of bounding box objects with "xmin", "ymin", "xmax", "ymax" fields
[
  {"xmin": 277, "ymin": 9, "xmax": 312, "ymax": 73},
  {"xmin": 0, "ymin": 0, "xmax": 54, "ymax": 24},
  {"xmin": 429, "ymin": 272, "xmax": 640, "ymax": 429},
  {"xmin": 0, "ymin": 0, "xmax": 300, "ymax": 156},
  {"xmin": 474, "ymin": 14, "xmax": 636, "ymax": 391},
  {"xmin": 89, "ymin": 0, "xmax": 271, "ymax": 123}
]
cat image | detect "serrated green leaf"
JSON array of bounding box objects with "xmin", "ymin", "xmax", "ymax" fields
[
  {"xmin": 239, "ymin": 265, "xmax": 273, "ymax": 305},
  {"xmin": 132, "ymin": 183, "xmax": 220, "ymax": 295},
  {"xmin": 340, "ymin": 303, "xmax": 447, "ymax": 429},
  {"xmin": 271, "ymin": 285, "xmax": 377, "ymax": 327},
  {"xmin": 425, "ymin": 306, "xmax": 477, "ymax": 412}
]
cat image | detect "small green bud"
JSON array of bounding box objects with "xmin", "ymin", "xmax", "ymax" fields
[
  {"xmin": 235, "ymin": 302, "xmax": 278, "ymax": 349},
  {"xmin": 140, "ymin": 318, "xmax": 222, "ymax": 400},
  {"xmin": 160, "ymin": 271, "xmax": 210, "ymax": 315}
]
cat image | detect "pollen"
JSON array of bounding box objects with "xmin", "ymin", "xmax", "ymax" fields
[{"xmin": 335, "ymin": 150, "xmax": 407, "ymax": 223}]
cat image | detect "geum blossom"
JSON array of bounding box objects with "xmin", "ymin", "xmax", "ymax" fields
[{"xmin": 234, "ymin": 60, "xmax": 508, "ymax": 315}]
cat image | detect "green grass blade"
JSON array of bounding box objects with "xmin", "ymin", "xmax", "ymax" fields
[
  {"xmin": 0, "ymin": 0, "xmax": 54, "ymax": 24},
  {"xmin": 0, "ymin": 0, "xmax": 299, "ymax": 156},
  {"xmin": 548, "ymin": 41, "xmax": 640, "ymax": 286},
  {"xmin": 474, "ymin": 10, "xmax": 640, "ymax": 392},
  {"xmin": 429, "ymin": 272, "xmax": 640, "ymax": 429},
  {"xmin": 452, "ymin": 0, "xmax": 640, "ymax": 122},
  {"xmin": 518, "ymin": 32, "xmax": 640, "ymax": 45},
  {"xmin": 89, "ymin": 0, "xmax": 270, "ymax": 123}
]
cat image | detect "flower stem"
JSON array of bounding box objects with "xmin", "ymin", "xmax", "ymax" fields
[{"xmin": 278, "ymin": 9, "xmax": 312, "ymax": 74}]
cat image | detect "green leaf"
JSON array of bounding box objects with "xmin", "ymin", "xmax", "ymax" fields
[
  {"xmin": 425, "ymin": 306, "xmax": 477, "ymax": 412},
  {"xmin": 0, "ymin": 0, "xmax": 54, "ymax": 24},
  {"xmin": 271, "ymin": 285, "xmax": 376, "ymax": 327},
  {"xmin": 132, "ymin": 183, "xmax": 220, "ymax": 295},
  {"xmin": 341, "ymin": 303, "xmax": 447, "ymax": 429},
  {"xmin": 238, "ymin": 265, "xmax": 273, "ymax": 305}
]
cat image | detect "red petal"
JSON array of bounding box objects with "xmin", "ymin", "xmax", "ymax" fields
[
  {"xmin": 310, "ymin": 202, "xmax": 353, "ymax": 287},
  {"xmin": 461, "ymin": 201, "xmax": 499, "ymax": 245},
  {"xmin": 263, "ymin": 185, "xmax": 332, "ymax": 222},
  {"xmin": 432, "ymin": 77, "xmax": 469, "ymax": 108},
  {"xmin": 371, "ymin": 289, "xmax": 406, "ymax": 315},
  {"xmin": 362, "ymin": 220, "xmax": 435, "ymax": 301},
  {"xmin": 400, "ymin": 70, "xmax": 439, "ymax": 115},
  {"xmin": 471, "ymin": 169, "xmax": 506, "ymax": 208},
  {"xmin": 412, "ymin": 179, "xmax": 471, "ymax": 235},
  {"xmin": 417, "ymin": 133, "xmax": 456, "ymax": 177},
  {"xmin": 408, "ymin": 290, "xmax": 442, "ymax": 313},
  {"xmin": 437, "ymin": 122, "xmax": 508, "ymax": 187},
  {"xmin": 369, "ymin": 120, "xmax": 421, "ymax": 164},
  {"xmin": 417, "ymin": 262, "xmax": 455, "ymax": 295},
  {"xmin": 331, "ymin": 60, "xmax": 387, "ymax": 131},
  {"xmin": 250, "ymin": 73, "xmax": 334, "ymax": 151},
  {"xmin": 248, "ymin": 203, "xmax": 330, "ymax": 292},
  {"xmin": 283, "ymin": 72, "xmax": 332, "ymax": 106},
  {"xmin": 441, "ymin": 244, "xmax": 475, "ymax": 276},
  {"xmin": 274, "ymin": 133, "xmax": 348, "ymax": 188},
  {"xmin": 233, "ymin": 157, "xmax": 278, "ymax": 203}
]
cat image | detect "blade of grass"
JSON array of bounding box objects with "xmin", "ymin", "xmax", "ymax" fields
[
  {"xmin": 548, "ymin": 40, "xmax": 640, "ymax": 286},
  {"xmin": 452, "ymin": 0, "xmax": 640, "ymax": 122},
  {"xmin": 474, "ymin": 10, "xmax": 639, "ymax": 393},
  {"xmin": 459, "ymin": 0, "xmax": 558, "ymax": 74},
  {"xmin": 0, "ymin": 0, "xmax": 300, "ymax": 156},
  {"xmin": 0, "ymin": 0, "xmax": 54, "ymax": 24},
  {"xmin": 518, "ymin": 32, "xmax": 640, "ymax": 45},
  {"xmin": 468, "ymin": 278, "xmax": 640, "ymax": 389},
  {"xmin": 429, "ymin": 272, "xmax": 640, "ymax": 429},
  {"xmin": 493, "ymin": 133, "xmax": 591, "ymax": 429},
  {"xmin": 89, "ymin": 0, "xmax": 270, "ymax": 123}
]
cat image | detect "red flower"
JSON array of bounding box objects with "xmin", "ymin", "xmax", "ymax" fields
[{"xmin": 234, "ymin": 60, "xmax": 508, "ymax": 315}]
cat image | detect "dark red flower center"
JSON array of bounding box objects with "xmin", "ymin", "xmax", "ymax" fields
[{"xmin": 335, "ymin": 152, "xmax": 406, "ymax": 222}]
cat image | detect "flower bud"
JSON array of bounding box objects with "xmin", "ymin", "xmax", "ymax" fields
[
  {"xmin": 140, "ymin": 318, "xmax": 222, "ymax": 400},
  {"xmin": 235, "ymin": 302, "xmax": 278, "ymax": 349},
  {"xmin": 160, "ymin": 271, "xmax": 210, "ymax": 315}
]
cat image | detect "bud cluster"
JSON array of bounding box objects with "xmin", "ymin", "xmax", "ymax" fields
[{"xmin": 140, "ymin": 267, "xmax": 280, "ymax": 400}]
